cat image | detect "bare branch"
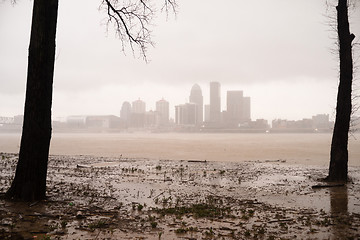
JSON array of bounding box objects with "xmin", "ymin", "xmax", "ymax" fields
[
  {"xmin": 161, "ymin": 0, "xmax": 178, "ymax": 19},
  {"xmin": 100, "ymin": 0, "xmax": 177, "ymax": 61}
]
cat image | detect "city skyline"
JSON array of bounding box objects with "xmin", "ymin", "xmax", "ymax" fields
[{"xmin": 1, "ymin": 1, "xmax": 360, "ymax": 124}]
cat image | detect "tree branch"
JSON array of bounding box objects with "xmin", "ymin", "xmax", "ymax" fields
[{"xmin": 101, "ymin": 0, "xmax": 177, "ymax": 61}]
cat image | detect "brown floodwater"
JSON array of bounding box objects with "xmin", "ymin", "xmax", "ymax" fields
[{"xmin": 1, "ymin": 132, "xmax": 359, "ymax": 166}]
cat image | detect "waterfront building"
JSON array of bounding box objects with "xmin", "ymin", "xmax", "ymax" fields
[
  {"xmin": 175, "ymin": 103, "xmax": 197, "ymax": 125},
  {"xmin": 120, "ymin": 101, "xmax": 131, "ymax": 121},
  {"xmin": 132, "ymin": 99, "xmax": 146, "ymax": 113},
  {"xmin": 226, "ymin": 90, "xmax": 243, "ymax": 127},
  {"xmin": 204, "ymin": 104, "xmax": 210, "ymax": 122},
  {"xmin": 156, "ymin": 98, "xmax": 170, "ymax": 126},
  {"xmin": 209, "ymin": 82, "xmax": 221, "ymax": 123},
  {"xmin": 189, "ymin": 84, "xmax": 203, "ymax": 125}
]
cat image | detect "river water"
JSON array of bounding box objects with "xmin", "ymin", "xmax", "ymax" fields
[{"xmin": 0, "ymin": 132, "xmax": 359, "ymax": 166}]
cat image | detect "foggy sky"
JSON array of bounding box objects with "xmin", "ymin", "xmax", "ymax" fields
[{"xmin": 1, "ymin": 0, "xmax": 360, "ymax": 122}]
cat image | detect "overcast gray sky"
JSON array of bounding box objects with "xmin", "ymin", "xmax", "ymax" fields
[{"xmin": 1, "ymin": 0, "xmax": 359, "ymax": 122}]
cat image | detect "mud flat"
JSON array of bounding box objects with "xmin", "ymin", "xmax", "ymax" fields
[{"xmin": 1, "ymin": 153, "xmax": 360, "ymax": 239}]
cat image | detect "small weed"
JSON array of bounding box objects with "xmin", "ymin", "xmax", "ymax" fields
[
  {"xmin": 88, "ymin": 219, "xmax": 107, "ymax": 230},
  {"xmin": 248, "ymin": 209, "xmax": 255, "ymax": 216},
  {"xmin": 40, "ymin": 235, "xmax": 51, "ymax": 240},
  {"xmin": 48, "ymin": 223, "xmax": 58, "ymax": 232},
  {"xmin": 60, "ymin": 220, "xmax": 67, "ymax": 228},
  {"xmin": 204, "ymin": 227, "xmax": 215, "ymax": 236},
  {"xmin": 151, "ymin": 221, "xmax": 158, "ymax": 228},
  {"xmin": 175, "ymin": 226, "xmax": 198, "ymax": 234},
  {"xmin": 137, "ymin": 204, "xmax": 144, "ymax": 211}
]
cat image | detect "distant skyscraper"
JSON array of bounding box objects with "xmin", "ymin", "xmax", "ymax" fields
[
  {"xmin": 204, "ymin": 104, "xmax": 210, "ymax": 122},
  {"xmin": 189, "ymin": 84, "xmax": 203, "ymax": 125},
  {"xmin": 210, "ymin": 82, "xmax": 221, "ymax": 123},
  {"xmin": 120, "ymin": 101, "xmax": 131, "ymax": 121},
  {"xmin": 175, "ymin": 103, "xmax": 197, "ymax": 125},
  {"xmin": 131, "ymin": 99, "xmax": 146, "ymax": 128},
  {"xmin": 227, "ymin": 91, "xmax": 243, "ymax": 126},
  {"xmin": 156, "ymin": 98, "xmax": 169, "ymax": 126},
  {"xmin": 132, "ymin": 98, "xmax": 146, "ymax": 113}
]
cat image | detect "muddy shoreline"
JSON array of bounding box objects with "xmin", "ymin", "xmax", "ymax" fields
[{"xmin": 1, "ymin": 153, "xmax": 359, "ymax": 239}]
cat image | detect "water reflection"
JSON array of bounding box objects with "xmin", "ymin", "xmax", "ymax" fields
[{"xmin": 330, "ymin": 185, "xmax": 349, "ymax": 238}]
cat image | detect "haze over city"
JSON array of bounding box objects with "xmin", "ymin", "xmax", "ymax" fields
[{"xmin": 1, "ymin": 0, "xmax": 360, "ymax": 123}]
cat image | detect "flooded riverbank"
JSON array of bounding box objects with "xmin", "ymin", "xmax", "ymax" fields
[{"xmin": 1, "ymin": 153, "xmax": 360, "ymax": 239}]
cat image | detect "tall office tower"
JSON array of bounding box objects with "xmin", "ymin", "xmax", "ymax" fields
[
  {"xmin": 242, "ymin": 96, "xmax": 251, "ymax": 122},
  {"xmin": 175, "ymin": 103, "xmax": 197, "ymax": 125},
  {"xmin": 120, "ymin": 101, "xmax": 131, "ymax": 121},
  {"xmin": 156, "ymin": 98, "xmax": 170, "ymax": 125},
  {"xmin": 227, "ymin": 91, "xmax": 243, "ymax": 126},
  {"xmin": 210, "ymin": 82, "xmax": 221, "ymax": 123},
  {"xmin": 204, "ymin": 104, "xmax": 210, "ymax": 122},
  {"xmin": 132, "ymin": 98, "xmax": 146, "ymax": 113},
  {"xmin": 189, "ymin": 84, "xmax": 203, "ymax": 124}
]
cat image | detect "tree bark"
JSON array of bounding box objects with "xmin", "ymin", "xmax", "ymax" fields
[
  {"xmin": 328, "ymin": 0, "xmax": 355, "ymax": 181},
  {"xmin": 6, "ymin": 0, "xmax": 58, "ymax": 201}
]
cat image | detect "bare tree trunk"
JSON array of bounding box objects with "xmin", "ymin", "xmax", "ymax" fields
[
  {"xmin": 6, "ymin": 0, "xmax": 58, "ymax": 201},
  {"xmin": 328, "ymin": 0, "xmax": 355, "ymax": 182}
]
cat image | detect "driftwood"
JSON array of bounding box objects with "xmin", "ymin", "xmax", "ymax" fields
[
  {"xmin": 76, "ymin": 164, "xmax": 91, "ymax": 168},
  {"xmin": 187, "ymin": 160, "xmax": 207, "ymax": 163},
  {"xmin": 311, "ymin": 184, "xmax": 345, "ymax": 189}
]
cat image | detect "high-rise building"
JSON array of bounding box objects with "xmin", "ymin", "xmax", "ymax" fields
[
  {"xmin": 120, "ymin": 101, "xmax": 131, "ymax": 121},
  {"xmin": 204, "ymin": 104, "xmax": 210, "ymax": 122},
  {"xmin": 189, "ymin": 84, "xmax": 203, "ymax": 125},
  {"xmin": 226, "ymin": 91, "xmax": 243, "ymax": 126},
  {"xmin": 210, "ymin": 82, "xmax": 221, "ymax": 123},
  {"xmin": 312, "ymin": 114, "xmax": 330, "ymax": 129},
  {"xmin": 130, "ymin": 99, "xmax": 146, "ymax": 128},
  {"xmin": 175, "ymin": 103, "xmax": 197, "ymax": 125},
  {"xmin": 132, "ymin": 98, "xmax": 146, "ymax": 113},
  {"xmin": 156, "ymin": 98, "xmax": 169, "ymax": 126}
]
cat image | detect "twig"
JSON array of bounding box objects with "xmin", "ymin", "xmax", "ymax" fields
[{"xmin": 153, "ymin": 191, "xmax": 165, "ymax": 200}]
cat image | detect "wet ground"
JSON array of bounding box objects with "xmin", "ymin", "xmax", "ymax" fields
[{"xmin": 1, "ymin": 152, "xmax": 359, "ymax": 239}]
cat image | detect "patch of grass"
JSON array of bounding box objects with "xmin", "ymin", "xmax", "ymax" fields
[
  {"xmin": 88, "ymin": 219, "xmax": 107, "ymax": 230},
  {"xmin": 60, "ymin": 220, "xmax": 67, "ymax": 228},
  {"xmin": 40, "ymin": 235, "xmax": 52, "ymax": 240},
  {"xmin": 204, "ymin": 227, "xmax": 215, "ymax": 236},
  {"xmin": 151, "ymin": 221, "xmax": 158, "ymax": 228},
  {"xmin": 154, "ymin": 203, "xmax": 232, "ymax": 218},
  {"xmin": 175, "ymin": 226, "xmax": 198, "ymax": 234},
  {"xmin": 48, "ymin": 223, "xmax": 58, "ymax": 232}
]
